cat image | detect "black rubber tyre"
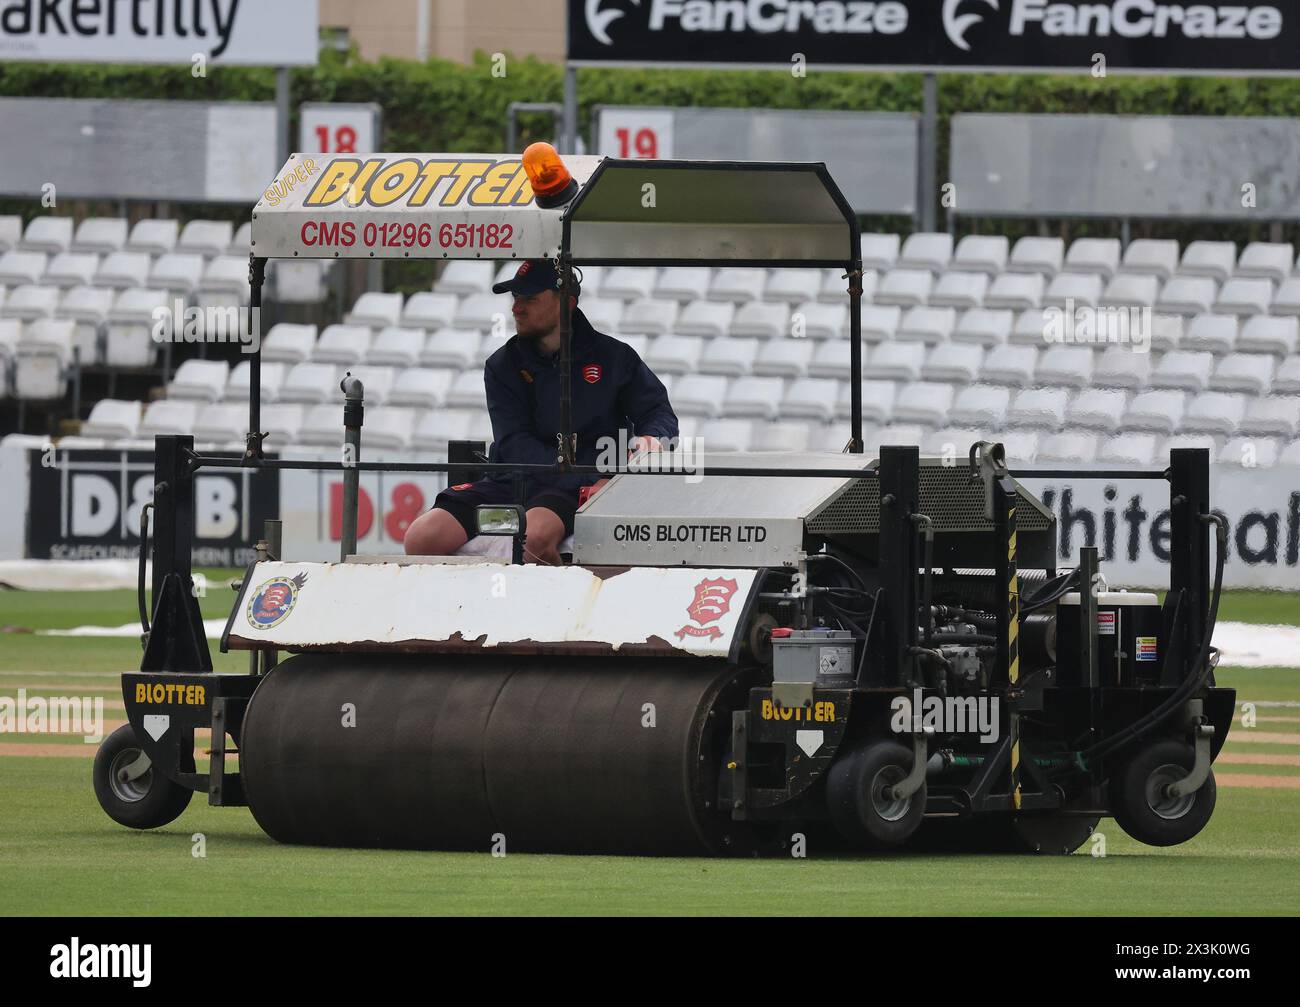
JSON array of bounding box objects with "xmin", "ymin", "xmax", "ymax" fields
[
  {"xmin": 1111, "ymin": 739, "xmax": 1216, "ymax": 848},
  {"xmin": 826, "ymin": 740, "xmax": 926, "ymax": 848},
  {"xmin": 93, "ymin": 723, "xmax": 193, "ymax": 830}
]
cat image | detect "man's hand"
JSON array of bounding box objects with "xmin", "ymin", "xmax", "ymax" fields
[{"xmin": 628, "ymin": 435, "xmax": 663, "ymax": 458}]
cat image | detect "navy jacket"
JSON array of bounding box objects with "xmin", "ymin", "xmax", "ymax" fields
[{"xmin": 483, "ymin": 307, "xmax": 679, "ymax": 492}]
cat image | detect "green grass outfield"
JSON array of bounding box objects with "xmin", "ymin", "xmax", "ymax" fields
[{"xmin": 1, "ymin": 583, "xmax": 1298, "ymax": 916}]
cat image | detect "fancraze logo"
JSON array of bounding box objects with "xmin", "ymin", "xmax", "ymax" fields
[
  {"xmin": 592, "ymin": 0, "xmax": 911, "ymax": 38},
  {"xmin": 1005, "ymin": 1, "xmax": 1282, "ymax": 40},
  {"xmin": 944, "ymin": 0, "xmax": 998, "ymax": 50},
  {"xmin": 303, "ymin": 158, "xmax": 535, "ymax": 208}
]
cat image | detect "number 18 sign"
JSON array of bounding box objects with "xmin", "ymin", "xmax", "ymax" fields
[
  {"xmin": 299, "ymin": 102, "xmax": 382, "ymax": 156},
  {"xmin": 595, "ymin": 108, "xmax": 674, "ymax": 160}
]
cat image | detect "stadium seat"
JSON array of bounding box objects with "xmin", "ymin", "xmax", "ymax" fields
[
  {"xmin": 1037, "ymin": 431, "xmax": 1099, "ymax": 464},
  {"xmin": 401, "ymin": 291, "xmax": 459, "ymax": 329},
  {"xmin": 1092, "ymin": 345, "xmax": 1152, "ymax": 389},
  {"xmin": 94, "ymin": 251, "xmax": 152, "ymax": 290},
  {"xmin": 808, "ymin": 340, "xmax": 849, "ymax": 379},
  {"xmin": 1007, "ymin": 237, "xmax": 1065, "ymax": 277},
  {"xmin": 361, "ymin": 406, "xmax": 419, "ymax": 451},
  {"xmin": 177, "ymin": 220, "xmax": 234, "ymax": 258},
  {"xmin": 677, "ymin": 299, "xmax": 734, "ymax": 339},
  {"xmin": 814, "ymin": 424, "xmax": 855, "ymax": 453},
  {"xmin": 81, "ymin": 399, "xmax": 143, "ymax": 440},
  {"xmin": 791, "ymin": 301, "xmax": 847, "ymax": 340},
  {"xmin": 0, "ymin": 317, "xmax": 16, "ymax": 359},
  {"xmin": 71, "ymin": 218, "xmax": 127, "ymax": 256},
  {"xmin": 1150, "ymin": 350, "xmax": 1215, "ymax": 392},
  {"xmin": 386, "ymin": 367, "xmax": 455, "ymax": 408},
  {"xmin": 950, "ymin": 235, "xmax": 1009, "ymax": 276},
  {"xmin": 1098, "ymin": 433, "xmax": 1160, "ymax": 466},
  {"xmin": 600, "ymin": 267, "xmax": 657, "ymax": 301},
  {"xmin": 1182, "ymin": 391, "xmax": 1247, "ymax": 436},
  {"xmin": 578, "ymin": 296, "xmax": 624, "ymax": 333},
  {"xmin": 619, "ymin": 297, "xmax": 678, "ymax": 336},
  {"xmin": 1161, "ymin": 433, "xmax": 1219, "ymax": 456},
  {"xmin": 193, "ymin": 403, "xmax": 249, "ymax": 445},
  {"xmin": 1122, "ymin": 389, "xmax": 1187, "ymax": 433},
  {"xmin": 874, "ymin": 268, "xmax": 932, "ymax": 307},
  {"xmin": 454, "ymin": 292, "xmax": 510, "ymax": 331},
  {"xmin": 709, "ymin": 268, "xmax": 766, "ymax": 303},
  {"xmin": 1271, "ymin": 277, "xmax": 1300, "ymax": 316},
  {"xmin": 20, "ymin": 216, "xmax": 73, "ymax": 255},
  {"xmin": 979, "ymin": 345, "xmax": 1037, "ymax": 386},
  {"xmin": 269, "ymin": 260, "xmax": 330, "ymax": 303},
  {"xmin": 312, "ymin": 324, "xmax": 372, "ymax": 365},
  {"xmin": 261, "ymin": 323, "xmax": 318, "ymax": 364},
  {"xmin": 1156, "ymin": 276, "xmax": 1217, "ymax": 316},
  {"xmin": 1240, "ymin": 397, "xmax": 1300, "ymax": 439},
  {"xmin": 698, "ymin": 418, "xmax": 755, "ymax": 452},
  {"xmin": 1120, "ymin": 240, "xmax": 1180, "ymax": 281},
  {"xmin": 780, "ymin": 378, "xmax": 839, "ymax": 421},
  {"xmin": 1237, "ymin": 315, "xmax": 1297, "ymax": 356},
  {"xmin": 1035, "ymin": 345, "xmax": 1093, "ymax": 387},
  {"xmin": 366, "ymin": 326, "xmax": 425, "ymax": 367},
  {"xmin": 860, "ymin": 233, "xmax": 901, "ymax": 272},
  {"xmin": 1067, "ymin": 388, "xmax": 1129, "ymax": 432},
  {"xmin": 865, "ymin": 424, "xmax": 927, "ymax": 453},
  {"xmin": 858, "ymin": 304, "xmax": 902, "ymax": 343},
  {"xmin": 896, "ymin": 306, "xmax": 956, "ymax": 344},
  {"xmin": 928, "ymin": 272, "xmax": 987, "ymax": 310},
  {"xmin": 1279, "ymin": 440, "xmax": 1300, "ymax": 467},
  {"xmin": 922, "ymin": 343, "xmax": 984, "ymax": 383},
  {"xmin": 750, "ymin": 421, "xmax": 814, "ymax": 453},
  {"xmin": 652, "ymin": 266, "xmax": 711, "ymax": 302},
  {"xmin": 444, "ymin": 370, "xmax": 489, "ymax": 410},
  {"xmin": 345, "ymin": 365, "xmax": 396, "ymax": 405},
  {"xmin": 195, "ymin": 255, "xmax": 251, "ymax": 308},
  {"xmin": 225, "ymin": 360, "xmax": 286, "ymax": 403},
  {"xmin": 923, "ymin": 427, "xmax": 982, "ymax": 456},
  {"xmin": 731, "ymin": 300, "xmax": 791, "ymax": 340},
  {"xmin": 952, "ymin": 308, "xmax": 1012, "ymax": 347},
  {"xmin": 1181, "ymin": 313, "xmax": 1238, "ymax": 354},
  {"xmin": 1011, "ymin": 308, "xmax": 1055, "ymax": 347},
  {"xmin": 1065, "ymin": 238, "xmax": 1121, "ymax": 280},
  {"xmin": 1, "ymin": 284, "xmax": 59, "ymax": 321},
  {"xmin": 14, "ymin": 319, "xmax": 74, "ymax": 400},
  {"xmin": 997, "ymin": 431, "xmax": 1040, "ymax": 464},
  {"xmin": 228, "ymin": 222, "xmax": 253, "ymax": 257},
  {"xmin": 984, "ymin": 272, "xmax": 1045, "ymax": 311},
  {"xmin": 866, "ymin": 342, "xmax": 926, "ymax": 382},
  {"xmin": 898, "ymin": 233, "xmax": 953, "ymax": 275},
  {"xmin": 0, "ymin": 250, "xmax": 48, "ymax": 287},
  {"xmin": 722, "ymin": 376, "xmax": 783, "ymax": 418},
  {"xmin": 346, "ymin": 292, "xmax": 404, "ymax": 329},
  {"xmin": 56, "ymin": 286, "xmax": 114, "ymax": 366},
  {"xmin": 1218, "ymin": 436, "xmax": 1280, "ymax": 468},
  {"xmin": 1149, "ymin": 314, "xmax": 1184, "ymax": 353},
  {"xmin": 1101, "ymin": 273, "xmax": 1159, "ymax": 309},
  {"xmin": 278, "ymin": 362, "xmax": 340, "ymax": 404},
  {"xmin": 168, "ymin": 359, "xmax": 229, "ymax": 402},
  {"xmin": 1214, "ymin": 278, "xmax": 1273, "ymax": 316},
  {"xmin": 950, "ymin": 385, "xmax": 1012, "ymax": 428},
  {"xmin": 104, "ymin": 288, "xmax": 168, "ymax": 368},
  {"xmin": 1179, "ymin": 241, "xmax": 1237, "ymax": 281},
  {"xmin": 1272, "ymin": 356, "xmax": 1300, "ymax": 395},
  {"xmin": 434, "ymin": 261, "xmax": 495, "ymax": 296},
  {"xmin": 1211, "ymin": 353, "xmax": 1275, "ymax": 395},
  {"xmin": 893, "ymin": 381, "xmax": 954, "ymax": 426},
  {"xmin": 125, "ymin": 219, "xmax": 179, "ymax": 256},
  {"xmin": 149, "ymin": 253, "xmax": 204, "ymax": 299},
  {"xmin": 474, "ymin": 332, "xmax": 509, "ymax": 366},
  {"xmin": 418, "ymin": 327, "xmax": 480, "ymax": 371},
  {"xmin": 647, "ymin": 334, "xmax": 703, "ymax": 375},
  {"xmin": 765, "ymin": 269, "xmax": 822, "ymax": 305},
  {"xmin": 671, "ymin": 375, "xmax": 730, "ymax": 417},
  {"xmin": 44, "ymin": 253, "xmax": 99, "ymax": 289},
  {"xmin": 1236, "ymin": 241, "xmax": 1294, "ymax": 283},
  {"xmin": 753, "ymin": 339, "xmax": 813, "ymax": 378},
  {"xmin": 297, "ymin": 403, "xmax": 351, "ymax": 447},
  {"xmin": 841, "ymin": 380, "xmax": 898, "ymax": 425},
  {"xmin": 0, "ymin": 216, "xmax": 21, "ymax": 253},
  {"xmin": 140, "ymin": 400, "xmax": 199, "ymax": 437},
  {"xmin": 1043, "ymin": 272, "xmax": 1103, "ymax": 309},
  {"xmin": 699, "ymin": 338, "xmax": 759, "ymax": 377}
]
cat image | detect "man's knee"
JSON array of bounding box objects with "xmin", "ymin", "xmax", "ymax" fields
[
  {"xmin": 404, "ymin": 508, "xmax": 467, "ymax": 555},
  {"xmin": 523, "ymin": 506, "xmax": 566, "ymax": 562}
]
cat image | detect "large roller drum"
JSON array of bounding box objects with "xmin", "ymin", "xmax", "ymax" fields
[{"xmin": 240, "ymin": 653, "xmax": 758, "ymax": 854}]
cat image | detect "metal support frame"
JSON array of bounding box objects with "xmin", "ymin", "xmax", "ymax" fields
[
  {"xmin": 920, "ymin": 72, "xmax": 938, "ymax": 232},
  {"xmin": 991, "ymin": 463, "xmax": 1023, "ymax": 809},
  {"xmin": 877, "ymin": 445, "xmax": 920, "ymax": 688},
  {"xmin": 245, "ymin": 256, "xmax": 268, "ymax": 461},
  {"xmin": 846, "ymin": 259, "xmax": 864, "ymax": 452},
  {"xmin": 1166, "ymin": 449, "xmax": 1212, "ymax": 686},
  {"xmin": 340, "ymin": 374, "xmax": 364, "ymax": 561},
  {"xmin": 506, "ymin": 101, "xmax": 563, "ymax": 153}
]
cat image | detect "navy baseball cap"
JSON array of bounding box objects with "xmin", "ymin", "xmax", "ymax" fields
[{"xmin": 491, "ymin": 259, "xmax": 579, "ymax": 298}]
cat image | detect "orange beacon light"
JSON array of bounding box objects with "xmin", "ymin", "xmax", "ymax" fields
[{"xmin": 522, "ymin": 142, "xmax": 578, "ymax": 207}]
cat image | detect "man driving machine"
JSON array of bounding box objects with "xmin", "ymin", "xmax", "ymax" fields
[{"xmin": 403, "ymin": 259, "xmax": 679, "ymax": 564}]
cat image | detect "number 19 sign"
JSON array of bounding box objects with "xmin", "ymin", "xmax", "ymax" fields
[
  {"xmin": 595, "ymin": 107, "xmax": 674, "ymax": 160},
  {"xmin": 299, "ymin": 102, "xmax": 382, "ymax": 156}
]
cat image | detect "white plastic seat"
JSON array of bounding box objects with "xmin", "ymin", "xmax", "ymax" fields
[
  {"xmin": 401, "ymin": 291, "xmax": 459, "ymax": 329},
  {"xmin": 753, "ymin": 339, "xmax": 814, "ymax": 378},
  {"xmin": 749, "ymin": 422, "xmax": 813, "ymax": 452},
  {"xmin": 228, "ymin": 222, "xmax": 253, "ymax": 257},
  {"xmin": 1163, "ymin": 433, "xmax": 1219, "ymax": 457},
  {"xmin": 1092, "ymin": 346, "xmax": 1152, "ymax": 389},
  {"xmin": 1157, "ymin": 276, "xmax": 1217, "ymax": 316},
  {"xmin": 791, "ymin": 301, "xmax": 847, "ymax": 340},
  {"xmin": 922, "ymin": 343, "xmax": 983, "ymax": 383},
  {"xmin": 0, "ymin": 216, "xmax": 22, "ymax": 253},
  {"xmin": 1037, "ymin": 431, "xmax": 1099, "ymax": 464},
  {"xmin": 1275, "ymin": 356, "xmax": 1300, "ymax": 394},
  {"xmin": 677, "ymin": 299, "xmax": 734, "ymax": 339},
  {"xmin": 928, "ymin": 272, "xmax": 987, "ymax": 310},
  {"xmin": 386, "ymin": 367, "xmax": 455, "ymax": 408},
  {"xmin": 694, "ymin": 418, "xmax": 753, "ymax": 452},
  {"xmin": 953, "ymin": 308, "xmax": 1012, "ymax": 347},
  {"xmin": 730, "ymin": 300, "xmax": 790, "ymax": 340},
  {"xmin": 979, "ymin": 345, "xmax": 1037, "ymax": 386},
  {"xmin": 1007, "ymin": 237, "xmax": 1064, "ymax": 277},
  {"xmin": 278, "ymin": 362, "xmax": 339, "ymax": 404},
  {"xmin": 860, "ymin": 234, "xmax": 901, "ymax": 272},
  {"xmin": 893, "ymin": 381, "xmax": 955, "ymax": 426},
  {"xmin": 345, "ymin": 365, "xmax": 396, "ymax": 405},
  {"xmin": 14, "ymin": 322, "xmax": 72, "ymax": 398},
  {"xmin": 0, "ymin": 318, "xmax": 18, "ymax": 359},
  {"xmin": 1214, "ymin": 278, "xmax": 1273, "ymax": 317},
  {"xmin": 1149, "ymin": 315, "xmax": 1184, "ymax": 353},
  {"xmin": 261, "ymin": 323, "xmax": 319, "ymax": 364},
  {"xmin": 366, "ymin": 326, "xmax": 425, "ymax": 367},
  {"xmin": 780, "ymin": 378, "xmax": 839, "ymax": 421},
  {"xmin": 1150, "ymin": 351, "xmax": 1215, "ymax": 392},
  {"xmin": 647, "ymin": 335, "xmax": 704, "ymax": 375},
  {"xmin": 225, "ymin": 361, "xmax": 285, "ymax": 402},
  {"xmin": 898, "ymin": 233, "xmax": 953, "ymax": 275},
  {"xmin": 1043, "ymin": 272, "xmax": 1103, "ymax": 309},
  {"xmin": 444, "ymin": 370, "xmax": 488, "ymax": 410},
  {"xmin": 1121, "ymin": 240, "xmax": 1179, "ymax": 281},
  {"xmin": 1211, "ymin": 353, "xmax": 1275, "ymax": 395},
  {"xmin": 1270, "ymin": 277, "xmax": 1300, "ymax": 316},
  {"xmin": 865, "ymin": 424, "xmax": 927, "ymax": 453},
  {"xmin": 269, "ymin": 259, "xmax": 330, "ymax": 304},
  {"xmin": 866, "ymin": 342, "xmax": 926, "ymax": 382},
  {"xmin": 1282, "ymin": 440, "xmax": 1300, "ymax": 467},
  {"xmin": 346, "ymin": 292, "xmax": 404, "ymax": 329},
  {"xmin": 360, "ymin": 406, "xmax": 418, "ymax": 451},
  {"xmin": 1240, "ymin": 397, "xmax": 1300, "ymax": 439},
  {"xmin": 951, "ymin": 235, "xmax": 1008, "ymax": 276},
  {"xmin": 578, "ymin": 296, "xmax": 624, "ymax": 333},
  {"xmin": 1219, "ymin": 436, "xmax": 1280, "ymax": 468},
  {"xmin": 168, "ymin": 359, "xmax": 229, "ymax": 402},
  {"xmin": 1182, "ymin": 391, "xmax": 1247, "ymax": 436},
  {"xmin": 699, "ymin": 338, "xmax": 759, "ymax": 377},
  {"xmin": 72, "ymin": 218, "xmax": 127, "ymax": 256},
  {"xmin": 177, "ymin": 220, "xmax": 233, "ymax": 258},
  {"xmin": 873, "ymin": 269, "xmax": 932, "ymax": 308},
  {"xmin": 672, "ymin": 375, "xmax": 730, "ymax": 417},
  {"xmin": 765, "ymin": 269, "xmax": 822, "ymax": 305},
  {"xmin": 1011, "ymin": 308, "xmax": 1055, "ymax": 347},
  {"xmin": 808, "ymin": 341, "xmax": 850, "ymax": 379},
  {"xmin": 1035, "ymin": 345, "xmax": 1093, "ymax": 387},
  {"xmin": 709, "ymin": 267, "xmax": 766, "ymax": 304},
  {"xmin": 1179, "ymin": 241, "xmax": 1237, "ymax": 282},
  {"xmin": 1182, "ymin": 313, "xmax": 1238, "ymax": 354},
  {"xmin": 723, "ymin": 376, "xmax": 784, "ymax": 419},
  {"xmin": 1005, "ymin": 387, "xmax": 1070, "ymax": 430},
  {"xmin": 149, "ymin": 253, "xmax": 204, "ymax": 298},
  {"xmin": 44, "ymin": 253, "xmax": 98, "ymax": 289},
  {"xmin": 653, "ymin": 267, "xmax": 711, "ymax": 302},
  {"xmin": 1236, "ymin": 242, "xmax": 1294, "ymax": 283},
  {"xmin": 1098, "ymin": 434, "xmax": 1160, "ymax": 466},
  {"xmin": 1065, "ymin": 238, "xmax": 1121, "ymax": 280},
  {"xmin": 1122, "ymin": 390, "xmax": 1187, "ymax": 433},
  {"xmin": 859, "ymin": 305, "xmax": 901, "ymax": 344},
  {"xmin": 815, "ymin": 424, "xmax": 855, "ymax": 453},
  {"xmin": 840, "ymin": 380, "xmax": 898, "ymax": 424},
  {"xmin": 420, "ymin": 327, "xmax": 482, "ymax": 369},
  {"xmin": 192, "ymin": 403, "xmax": 249, "ymax": 445},
  {"xmin": 1238, "ymin": 315, "xmax": 1297, "ymax": 356},
  {"xmin": 80, "ymin": 399, "xmax": 142, "ymax": 440},
  {"xmin": 1101, "ymin": 273, "xmax": 1159, "ymax": 309},
  {"xmin": 104, "ymin": 288, "xmax": 167, "ymax": 368},
  {"xmin": 195, "ymin": 255, "xmax": 250, "ymax": 307},
  {"xmin": 20, "ymin": 217, "xmax": 73, "ymax": 254},
  {"xmin": 619, "ymin": 297, "xmax": 678, "ymax": 336},
  {"xmin": 600, "ymin": 267, "xmax": 657, "ymax": 301},
  {"xmin": 297, "ymin": 404, "xmax": 350, "ymax": 447},
  {"xmin": 410, "ymin": 409, "xmax": 479, "ymax": 452},
  {"xmin": 923, "ymin": 427, "xmax": 984, "ymax": 456},
  {"xmin": 56, "ymin": 285, "xmax": 114, "ymax": 365},
  {"xmin": 1068, "ymin": 388, "xmax": 1129, "ymax": 432},
  {"xmin": 1, "ymin": 284, "xmax": 60, "ymax": 321},
  {"xmin": 312, "ymin": 324, "xmax": 372, "ymax": 365},
  {"xmin": 0, "ymin": 250, "xmax": 49, "ymax": 287},
  {"xmin": 454, "ymin": 292, "xmax": 510, "ymax": 330},
  {"xmin": 896, "ymin": 306, "xmax": 956, "ymax": 344},
  {"xmin": 125, "ymin": 219, "xmax": 179, "ymax": 256},
  {"xmin": 996, "ymin": 432, "xmax": 1040, "ymax": 464},
  {"xmin": 139, "ymin": 400, "xmax": 199, "ymax": 437},
  {"xmin": 984, "ymin": 273, "xmax": 1044, "ymax": 311},
  {"xmin": 950, "ymin": 385, "xmax": 1012, "ymax": 428},
  {"xmin": 434, "ymin": 261, "xmax": 496, "ymax": 296}
]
